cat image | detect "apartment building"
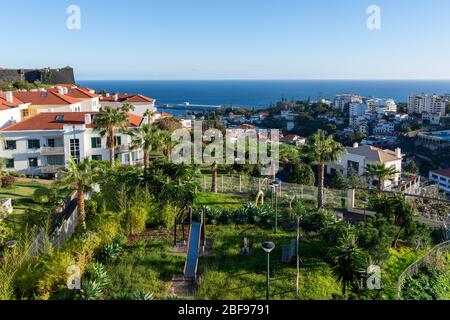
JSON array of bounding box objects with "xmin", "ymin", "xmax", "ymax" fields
[
  {"xmin": 373, "ymin": 120, "xmax": 395, "ymax": 135},
  {"xmin": 333, "ymin": 94, "xmax": 363, "ymax": 111},
  {"xmin": 408, "ymin": 94, "xmax": 446, "ymax": 116},
  {"xmin": 366, "ymin": 98, "xmax": 397, "ymax": 114},
  {"xmin": 100, "ymin": 93, "xmax": 156, "ymax": 122},
  {"xmin": 327, "ymin": 143, "xmax": 403, "ymax": 191},
  {"xmin": 429, "ymin": 169, "xmax": 450, "ymax": 195},
  {"xmin": 49, "ymin": 85, "xmax": 100, "ymax": 112},
  {"xmin": 0, "ymin": 112, "xmax": 144, "ymax": 176}
]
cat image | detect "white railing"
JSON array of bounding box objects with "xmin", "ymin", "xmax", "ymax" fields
[{"xmin": 41, "ymin": 147, "xmax": 65, "ymax": 155}]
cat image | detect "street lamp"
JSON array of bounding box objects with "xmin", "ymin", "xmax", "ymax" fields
[{"xmin": 261, "ymin": 241, "xmax": 275, "ymax": 301}]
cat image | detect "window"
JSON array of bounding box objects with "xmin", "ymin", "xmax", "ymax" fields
[
  {"xmin": 72, "ymin": 105, "xmax": 81, "ymax": 112},
  {"xmin": 70, "ymin": 139, "xmax": 80, "ymax": 163},
  {"xmin": 348, "ymin": 161, "xmax": 360, "ymax": 174},
  {"xmin": 6, "ymin": 159, "xmax": 14, "ymax": 169},
  {"xmin": 55, "ymin": 115, "xmax": 64, "ymax": 121},
  {"xmin": 47, "ymin": 139, "xmax": 55, "ymax": 148},
  {"xmin": 5, "ymin": 140, "xmax": 16, "ymax": 150},
  {"xmin": 114, "ymin": 136, "xmax": 122, "ymax": 146},
  {"xmin": 21, "ymin": 109, "xmax": 29, "ymax": 118},
  {"xmin": 28, "ymin": 139, "xmax": 40, "ymax": 149},
  {"xmin": 92, "ymin": 155, "xmax": 102, "ymax": 161},
  {"xmin": 28, "ymin": 158, "xmax": 38, "ymax": 168},
  {"xmin": 91, "ymin": 137, "xmax": 101, "ymax": 149}
]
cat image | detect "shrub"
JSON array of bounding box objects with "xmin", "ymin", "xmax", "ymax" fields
[
  {"xmin": 32, "ymin": 188, "xmax": 52, "ymax": 204},
  {"xmin": 129, "ymin": 206, "xmax": 148, "ymax": 235},
  {"xmin": 80, "ymin": 262, "xmax": 109, "ymax": 300},
  {"xmin": 301, "ymin": 209, "xmax": 335, "ymax": 232},
  {"xmin": 1, "ymin": 176, "xmax": 15, "ymax": 188}
]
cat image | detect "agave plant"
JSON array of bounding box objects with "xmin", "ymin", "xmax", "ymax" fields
[
  {"xmin": 100, "ymin": 243, "xmax": 123, "ymax": 263},
  {"xmin": 133, "ymin": 291, "xmax": 156, "ymax": 300},
  {"xmin": 80, "ymin": 262, "xmax": 109, "ymax": 300}
]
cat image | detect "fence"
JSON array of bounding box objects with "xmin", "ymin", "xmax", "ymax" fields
[
  {"xmin": 27, "ymin": 192, "xmax": 80, "ymax": 257},
  {"xmin": 196, "ymin": 175, "xmax": 348, "ymax": 209},
  {"xmin": 397, "ymin": 240, "xmax": 450, "ymax": 300}
]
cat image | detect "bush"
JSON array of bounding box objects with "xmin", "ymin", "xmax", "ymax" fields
[
  {"xmin": 301, "ymin": 209, "xmax": 335, "ymax": 232},
  {"xmin": 1, "ymin": 176, "xmax": 15, "ymax": 188},
  {"xmin": 129, "ymin": 206, "xmax": 148, "ymax": 235},
  {"xmin": 146, "ymin": 203, "xmax": 175, "ymax": 229},
  {"xmin": 203, "ymin": 203, "xmax": 275, "ymax": 228},
  {"xmin": 99, "ymin": 243, "xmax": 123, "ymax": 263},
  {"xmin": 32, "ymin": 188, "xmax": 52, "ymax": 204}
]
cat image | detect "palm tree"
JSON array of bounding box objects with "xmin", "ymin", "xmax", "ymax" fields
[
  {"xmin": 143, "ymin": 109, "xmax": 156, "ymax": 126},
  {"xmin": 364, "ymin": 163, "xmax": 399, "ymax": 193},
  {"xmin": 59, "ymin": 159, "xmax": 98, "ymax": 230},
  {"xmin": 332, "ymin": 233, "xmax": 366, "ymax": 295},
  {"xmin": 303, "ymin": 130, "xmax": 345, "ymax": 208},
  {"xmin": 121, "ymin": 103, "xmax": 135, "ymax": 113},
  {"xmin": 94, "ymin": 107, "xmax": 129, "ymax": 167},
  {"xmin": 130, "ymin": 124, "xmax": 160, "ymax": 170},
  {"xmin": 159, "ymin": 130, "xmax": 175, "ymax": 161}
]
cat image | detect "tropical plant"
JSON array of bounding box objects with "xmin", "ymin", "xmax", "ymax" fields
[
  {"xmin": 331, "ymin": 233, "xmax": 366, "ymax": 295},
  {"xmin": 80, "ymin": 262, "xmax": 109, "ymax": 300},
  {"xmin": 364, "ymin": 163, "xmax": 399, "ymax": 193},
  {"xmin": 130, "ymin": 124, "xmax": 160, "ymax": 170},
  {"xmin": 94, "ymin": 106, "xmax": 129, "ymax": 167},
  {"xmin": 302, "ymin": 130, "xmax": 345, "ymax": 208},
  {"xmin": 100, "ymin": 243, "xmax": 123, "ymax": 263},
  {"xmin": 58, "ymin": 158, "xmax": 99, "ymax": 229}
]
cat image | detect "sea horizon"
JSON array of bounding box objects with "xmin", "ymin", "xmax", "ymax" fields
[{"xmin": 78, "ymin": 79, "xmax": 450, "ymax": 109}]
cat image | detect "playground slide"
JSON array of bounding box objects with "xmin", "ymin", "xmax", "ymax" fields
[{"xmin": 183, "ymin": 222, "xmax": 202, "ymax": 280}]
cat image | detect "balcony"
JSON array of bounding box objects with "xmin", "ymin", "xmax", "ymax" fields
[
  {"xmin": 41, "ymin": 165, "xmax": 65, "ymax": 174},
  {"xmin": 115, "ymin": 145, "xmax": 130, "ymax": 154},
  {"xmin": 41, "ymin": 147, "xmax": 65, "ymax": 156}
]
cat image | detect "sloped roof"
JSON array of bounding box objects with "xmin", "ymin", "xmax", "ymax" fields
[
  {"xmin": 1, "ymin": 112, "xmax": 143, "ymax": 131},
  {"xmin": 100, "ymin": 94, "xmax": 154, "ymax": 103},
  {"xmin": 430, "ymin": 169, "xmax": 450, "ymax": 178},
  {"xmin": 346, "ymin": 145, "xmax": 401, "ymax": 162},
  {"xmin": 12, "ymin": 91, "xmax": 81, "ymax": 105}
]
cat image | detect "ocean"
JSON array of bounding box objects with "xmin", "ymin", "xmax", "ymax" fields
[{"xmin": 78, "ymin": 80, "xmax": 450, "ymax": 109}]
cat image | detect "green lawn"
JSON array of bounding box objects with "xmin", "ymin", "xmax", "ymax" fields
[
  {"xmin": 196, "ymin": 192, "xmax": 252, "ymax": 210},
  {"xmin": 105, "ymin": 239, "xmax": 185, "ymax": 299},
  {"xmin": 196, "ymin": 225, "xmax": 341, "ymax": 300},
  {"xmin": 0, "ymin": 182, "xmax": 49, "ymax": 226}
]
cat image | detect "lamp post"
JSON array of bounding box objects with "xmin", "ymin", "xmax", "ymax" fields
[{"xmin": 261, "ymin": 241, "xmax": 275, "ymax": 300}]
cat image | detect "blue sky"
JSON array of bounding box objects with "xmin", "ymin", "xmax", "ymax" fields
[{"xmin": 2, "ymin": 0, "xmax": 450, "ymax": 80}]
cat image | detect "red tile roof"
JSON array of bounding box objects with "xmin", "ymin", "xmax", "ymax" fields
[
  {"xmin": 12, "ymin": 91, "xmax": 81, "ymax": 105},
  {"xmin": 49, "ymin": 87, "xmax": 99, "ymax": 99},
  {"xmin": 156, "ymin": 112, "xmax": 173, "ymax": 119},
  {"xmin": 100, "ymin": 94, "xmax": 154, "ymax": 104},
  {"xmin": 1, "ymin": 112, "xmax": 143, "ymax": 131}
]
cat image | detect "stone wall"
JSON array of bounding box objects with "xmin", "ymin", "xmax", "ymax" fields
[{"xmin": 0, "ymin": 67, "xmax": 75, "ymax": 85}]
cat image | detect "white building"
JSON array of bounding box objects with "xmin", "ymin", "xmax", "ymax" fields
[
  {"xmin": 0, "ymin": 112, "xmax": 144, "ymax": 176},
  {"xmin": 327, "ymin": 143, "xmax": 403, "ymax": 191},
  {"xmin": 49, "ymin": 85, "xmax": 100, "ymax": 112},
  {"xmin": 0, "ymin": 92, "xmax": 30, "ymax": 128},
  {"xmin": 99, "ymin": 93, "xmax": 156, "ymax": 122},
  {"xmin": 366, "ymin": 98, "xmax": 397, "ymax": 114},
  {"xmin": 373, "ymin": 120, "xmax": 395, "ymax": 135},
  {"xmin": 429, "ymin": 169, "xmax": 450, "ymax": 195},
  {"xmin": 408, "ymin": 94, "xmax": 446, "ymax": 116},
  {"xmin": 333, "ymin": 94, "xmax": 363, "ymax": 111},
  {"xmin": 422, "ymin": 113, "xmax": 441, "ymax": 125}
]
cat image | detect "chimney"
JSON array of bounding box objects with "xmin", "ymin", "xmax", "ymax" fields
[
  {"xmin": 5, "ymin": 91, "xmax": 13, "ymax": 103},
  {"xmin": 57, "ymin": 86, "xmax": 64, "ymax": 95},
  {"xmin": 395, "ymin": 148, "xmax": 402, "ymax": 158},
  {"xmin": 113, "ymin": 94, "xmax": 119, "ymax": 102},
  {"xmin": 84, "ymin": 114, "xmax": 92, "ymax": 125},
  {"xmin": 106, "ymin": 93, "xmax": 110, "ymax": 97},
  {"xmin": 63, "ymin": 87, "xmax": 68, "ymax": 94},
  {"xmin": 353, "ymin": 142, "xmax": 359, "ymax": 148}
]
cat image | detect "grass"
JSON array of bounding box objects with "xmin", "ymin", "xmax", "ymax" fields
[
  {"xmin": 105, "ymin": 239, "xmax": 185, "ymax": 299},
  {"xmin": 195, "ymin": 225, "xmax": 341, "ymax": 300},
  {"xmin": 0, "ymin": 182, "xmax": 49, "ymax": 226},
  {"xmin": 196, "ymin": 192, "xmax": 252, "ymax": 210}
]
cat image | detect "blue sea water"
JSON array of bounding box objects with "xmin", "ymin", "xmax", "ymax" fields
[{"xmin": 78, "ymin": 80, "xmax": 450, "ymax": 109}]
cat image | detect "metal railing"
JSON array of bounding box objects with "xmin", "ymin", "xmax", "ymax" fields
[
  {"xmin": 40, "ymin": 147, "xmax": 65, "ymax": 155},
  {"xmin": 397, "ymin": 240, "xmax": 450, "ymax": 300}
]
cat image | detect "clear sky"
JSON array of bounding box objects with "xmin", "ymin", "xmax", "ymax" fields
[{"xmin": 2, "ymin": 0, "xmax": 450, "ymax": 80}]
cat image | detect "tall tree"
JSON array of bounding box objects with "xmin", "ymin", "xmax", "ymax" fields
[
  {"xmin": 364, "ymin": 163, "xmax": 399, "ymax": 193},
  {"xmin": 59, "ymin": 159, "xmax": 99, "ymax": 229},
  {"xmin": 303, "ymin": 130, "xmax": 345, "ymax": 208},
  {"xmin": 130, "ymin": 124, "xmax": 160, "ymax": 170},
  {"xmin": 143, "ymin": 109, "xmax": 156, "ymax": 126},
  {"xmin": 94, "ymin": 106, "xmax": 129, "ymax": 167}
]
